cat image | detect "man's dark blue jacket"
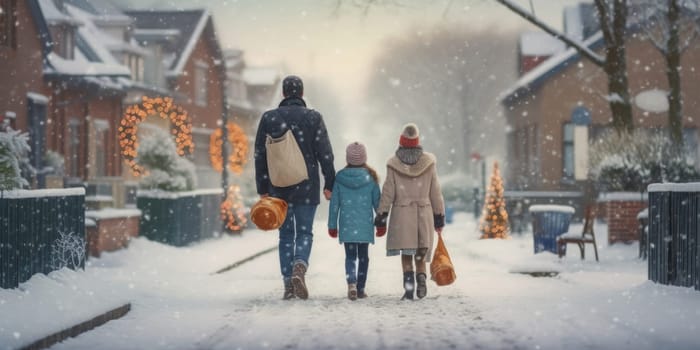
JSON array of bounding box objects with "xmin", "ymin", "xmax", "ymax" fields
[{"xmin": 254, "ymin": 96, "xmax": 335, "ymax": 205}]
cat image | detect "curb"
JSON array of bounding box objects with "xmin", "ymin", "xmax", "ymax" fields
[
  {"xmin": 213, "ymin": 246, "xmax": 278, "ymax": 274},
  {"xmin": 18, "ymin": 303, "xmax": 131, "ymax": 350}
]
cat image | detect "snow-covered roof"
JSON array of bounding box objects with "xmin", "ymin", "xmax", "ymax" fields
[
  {"xmin": 64, "ymin": 0, "xmax": 132, "ymax": 25},
  {"xmin": 563, "ymin": 5, "xmax": 584, "ymax": 42},
  {"xmin": 500, "ymin": 32, "xmax": 604, "ymax": 104},
  {"xmin": 243, "ymin": 67, "xmax": 281, "ymax": 86},
  {"xmin": 126, "ymin": 9, "xmax": 214, "ymax": 77},
  {"xmin": 46, "ymin": 52, "xmax": 131, "ymax": 77},
  {"xmin": 37, "ymin": 0, "xmax": 82, "ymax": 26},
  {"xmin": 519, "ymin": 32, "xmax": 565, "ymax": 57},
  {"xmin": 66, "ymin": 5, "xmax": 149, "ymax": 58}
]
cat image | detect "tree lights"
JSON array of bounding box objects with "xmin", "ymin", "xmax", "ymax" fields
[
  {"xmin": 119, "ymin": 96, "xmax": 193, "ymax": 176},
  {"xmin": 221, "ymin": 184, "xmax": 247, "ymax": 233},
  {"xmin": 209, "ymin": 121, "xmax": 248, "ymax": 174},
  {"xmin": 479, "ymin": 161, "xmax": 510, "ymax": 239}
]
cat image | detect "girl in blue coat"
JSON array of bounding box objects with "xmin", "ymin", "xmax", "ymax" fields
[{"xmin": 328, "ymin": 142, "xmax": 381, "ymax": 300}]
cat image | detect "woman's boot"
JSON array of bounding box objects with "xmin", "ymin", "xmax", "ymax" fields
[
  {"xmin": 401, "ymin": 271, "xmax": 415, "ymax": 300},
  {"xmin": 416, "ymin": 273, "xmax": 427, "ymax": 299}
]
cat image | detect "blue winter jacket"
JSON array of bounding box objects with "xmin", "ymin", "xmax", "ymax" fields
[{"xmin": 328, "ymin": 167, "xmax": 381, "ymax": 244}]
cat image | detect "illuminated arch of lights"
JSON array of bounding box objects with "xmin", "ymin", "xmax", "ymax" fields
[
  {"xmin": 119, "ymin": 96, "xmax": 193, "ymax": 176},
  {"xmin": 209, "ymin": 121, "xmax": 249, "ymax": 174}
]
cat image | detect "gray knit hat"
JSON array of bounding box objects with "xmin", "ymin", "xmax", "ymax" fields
[{"xmin": 346, "ymin": 142, "xmax": 367, "ymax": 166}]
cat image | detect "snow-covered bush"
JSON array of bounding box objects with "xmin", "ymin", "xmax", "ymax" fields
[
  {"xmin": 0, "ymin": 127, "xmax": 32, "ymax": 190},
  {"xmin": 43, "ymin": 150, "xmax": 65, "ymax": 175},
  {"xmin": 589, "ymin": 129, "xmax": 700, "ymax": 191},
  {"xmin": 136, "ymin": 128, "xmax": 197, "ymax": 191}
]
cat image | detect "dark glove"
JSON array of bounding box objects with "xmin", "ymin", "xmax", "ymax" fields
[
  {"xmin": 376, "ymin": 226, "xmax": 386, "ymax": 237},
  {"xmin": 434, "ymin": 213, "xmax": 445, "ymax": 230},
  {"xmin": 328, "ymin": 228, "xmax": 338, "ymax": 238},
  {"xmin": 374, "ymin": 212, "xmax": 388, "ymax": 227}
]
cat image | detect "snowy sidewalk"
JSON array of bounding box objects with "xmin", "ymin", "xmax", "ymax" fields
[{"xmin": 2, "ymin": 212, "xmax": 700, "ymax": 349}]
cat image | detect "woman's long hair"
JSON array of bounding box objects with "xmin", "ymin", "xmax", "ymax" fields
[{"xmin": 346, "ymin": 163, "xmax": 379, "ymax": 183}]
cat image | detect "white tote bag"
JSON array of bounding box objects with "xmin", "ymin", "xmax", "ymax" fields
[{"xmin": 265, "ymin": 129, "xmax": 309, "ymax": 187}]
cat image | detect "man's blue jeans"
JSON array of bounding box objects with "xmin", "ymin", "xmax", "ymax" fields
[{"xmin": 279, "ymin": 204, "xmax": 317, "ymax": 281}]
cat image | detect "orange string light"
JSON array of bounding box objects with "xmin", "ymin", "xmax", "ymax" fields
[
  {"xmin": 209, "ymin": 122, "xmax": 249, "ymax": 174},
  {"xmin": 118, "ymin": 96, "xmax": 193, "ymax": 176}
]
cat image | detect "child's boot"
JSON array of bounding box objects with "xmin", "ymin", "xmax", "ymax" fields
[{"xmin": 348, "ymin": 283, "xmax": 358, "ymax": 301}]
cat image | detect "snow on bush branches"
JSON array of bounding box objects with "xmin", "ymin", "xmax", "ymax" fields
[
  {"xmin": 136, "ymin": 128, "xmax": 197, "ymax": 191},
  {"xmin": 0, "ymin": 127, "xmax": 32, "ymax": 190},
  {"xmin": 589, "ymin": 130, "xmax": 700, "ymax": 192}
]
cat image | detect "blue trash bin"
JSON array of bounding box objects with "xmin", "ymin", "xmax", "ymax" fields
[
  {"xmin": 445, "ymin": 206, "xmax": 454, "ymax": 224},
  {"xmin": 529, "ymin": 205, "xmax": 575, "ymax": 254}
]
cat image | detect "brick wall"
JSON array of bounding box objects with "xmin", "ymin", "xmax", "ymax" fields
[
  {"xmin": 603, "ymin": 199, "xmax": 647, "ymax": 244},
  {"xmin": 86, "ymin": 214, "xmax": 140, "ymax": 257}
]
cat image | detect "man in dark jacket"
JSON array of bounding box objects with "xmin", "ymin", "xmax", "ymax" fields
[{"xmin": 254, "ymin": 75, "xmax": 335, "ymax": 300}]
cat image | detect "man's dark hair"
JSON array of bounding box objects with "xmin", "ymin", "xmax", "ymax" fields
[{"xmin": 283, "ymin": 75, "xmax": 304, "ymax": 97}]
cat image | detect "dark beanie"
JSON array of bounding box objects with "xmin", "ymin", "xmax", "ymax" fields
[{"xmin": 283, "ymin": 75, "xmax": 303, "ymax": 97}]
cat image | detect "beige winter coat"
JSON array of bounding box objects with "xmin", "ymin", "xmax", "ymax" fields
[{"xmin": 378, "ymin": 152, "xmax": 445, "ymax": 255}]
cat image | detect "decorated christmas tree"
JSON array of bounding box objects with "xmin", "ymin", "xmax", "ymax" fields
[
  {"xmin": 221, "ymin": 184, "xmax": 247, "ymax": 234},
  {"xmin": 479, "ymin": 161, "xmax": 510, "ymax": 239}
]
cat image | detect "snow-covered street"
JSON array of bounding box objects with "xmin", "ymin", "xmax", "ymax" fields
[{"xmin": 3, "ymin": 212, "xmax": 700, "ymax": 350}]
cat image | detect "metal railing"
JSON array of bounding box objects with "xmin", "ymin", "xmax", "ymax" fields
[
  {"xmin": 1, "ymin": 188, "xmax": 86, "ymax": 289},
  {"xmin": 648, "ymin": 183, "xmax": 700, "ymax": 290},
  {"xmin": 137, "ymin": 189, "xmax": 223, "ymax": 247}
]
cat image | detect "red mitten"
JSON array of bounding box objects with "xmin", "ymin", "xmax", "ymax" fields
[
  {"xmin": 328, "ymin": 228, "xmax": 338, "ymax": 238},
  {"xmin": 376, "ymin": 227, "xmax": 386, "ymax": 237}
]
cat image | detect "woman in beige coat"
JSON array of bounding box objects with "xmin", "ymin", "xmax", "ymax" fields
[{"xmin": 375, "ymin": 123, "xmax": 445, "ymax": 300}]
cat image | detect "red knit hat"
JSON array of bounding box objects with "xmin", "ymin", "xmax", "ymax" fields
[{"xmin": 399, "ymin": 123, "xmax": 420, "ymax": 147}]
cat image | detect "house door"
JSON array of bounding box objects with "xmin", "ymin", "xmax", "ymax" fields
[{"xmin": 27, "ymin": 94, "xmax": 47, "ymax": 187}]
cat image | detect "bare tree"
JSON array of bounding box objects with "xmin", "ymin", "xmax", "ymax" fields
[
  {"xmin": 342, "ymin": 0, "xmax": 636, "ymax": 135},
  {"xmin": 637, "ymin": 0, "xmax": 700, "ymax": 147},
  {"xmin": 494, "ymin": 0, "xmax": 634, "ymax": 135}
]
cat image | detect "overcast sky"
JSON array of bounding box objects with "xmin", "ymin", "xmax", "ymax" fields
[{"xmin": 129, "ymin": 0, "xmax": 585, "ymax": 105}]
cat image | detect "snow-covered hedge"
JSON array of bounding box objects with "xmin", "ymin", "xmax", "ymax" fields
[
  {"xmin": 136, "ymin": 128, "xmax": 197, "ymax": 192},
  {"xmin": 589, "ymin": 130, "xmax": 700, "ymax": 192},
  {"xmin": 0, "ymin": 127, "xmax": 32, "ymax": 190}
]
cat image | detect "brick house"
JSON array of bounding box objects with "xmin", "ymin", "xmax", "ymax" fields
[
  {"xmin": 501, "ymin": 4, "xmax": 700, "ymax": 193},
  {"xmin": 1, "ymin": 0, "xmax": 135, "ymax": 195},
  {"xmin": 127, "ymin": 9, "xmax": 227, "ymax": 189}
]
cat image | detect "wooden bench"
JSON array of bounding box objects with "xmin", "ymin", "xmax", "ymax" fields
[{"xmin": 557, "ymin": 206, "xmax": 599, "ymax": 261}]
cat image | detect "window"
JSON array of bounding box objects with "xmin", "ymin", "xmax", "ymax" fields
[
  {"xmin": 92, "ymin": 119, "xmax": 109, "ymax": 177},
  {"xmin": 0, "ymin": 0, "xmax": 17, "ymax": 48},
  {"xmin": 563, "ymin": 123, "xmax": 575, "ymax": 179},
  {"xmin": 125, "ymin": 54, "xmax": 144, "ymax": 82},
  {"xmin": 195, "ymin": 60, "xmax": 208, "ymax": 106},
  {"xmin": 62, "ymin": 28, "xmax": 74, "ymax": 59},
  {"xmin": 68, "ymin": 119, "xmax": 80, "ymax": 177}
]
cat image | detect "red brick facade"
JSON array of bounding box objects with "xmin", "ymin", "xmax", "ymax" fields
[
  {"xmin": 0, "ymin": 0, "xmax": 46, "ymax": 131},
  {"xmin": 601, "ymin": 199, "xmax": 647, "ymax": 244},
  {"xmin": 86, "ymin": 214, "xmax": 140, "ymax": 257}
]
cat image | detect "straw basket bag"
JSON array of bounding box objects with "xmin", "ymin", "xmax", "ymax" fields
[{"xmin": 250, "ymin": 197, "xmax": 288, "ymax": 231}]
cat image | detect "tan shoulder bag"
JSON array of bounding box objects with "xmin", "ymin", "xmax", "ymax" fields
[{"xmin": 265, "ymin": 129, "xmax": 309, "ymax": 187}]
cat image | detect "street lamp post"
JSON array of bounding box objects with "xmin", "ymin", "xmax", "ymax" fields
[{"xmin": 220, "ymin": 65, "xmax": 230, "ymax": 235}]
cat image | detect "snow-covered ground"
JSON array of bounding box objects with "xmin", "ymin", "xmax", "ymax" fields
[{"xmin": 2, "ymin": 212, "xmax": 700, "ymax": 350}]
